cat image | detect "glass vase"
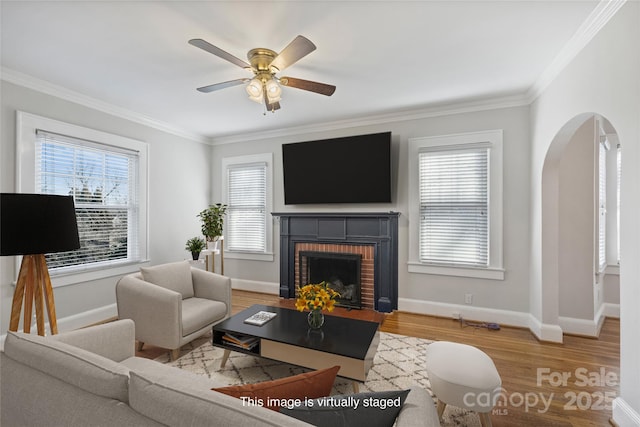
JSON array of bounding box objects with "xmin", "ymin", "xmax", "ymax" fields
[{"xmin": 307, "ymin": 309, "xmax": 325, "ymax": 329}]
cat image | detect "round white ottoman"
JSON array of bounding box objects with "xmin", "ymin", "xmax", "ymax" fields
[{"xmin": 426, "ymin": 341, "xmax": 502, "ymax": 427}]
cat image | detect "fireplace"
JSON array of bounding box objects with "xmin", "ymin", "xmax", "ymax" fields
[
  {"xmin": 273, "ymin": 212, "xmax": 399, "ymax": 313},
  {"xmin": 299, "ymin": 251, "xmax": 362, "ymax": 309}
]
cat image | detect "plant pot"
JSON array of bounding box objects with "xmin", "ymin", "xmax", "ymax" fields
[
  {"xmin": 191, "ymin": 251, "xmax": 201, "ymax": 261},
  {"xmin": 207, "ymin": 237, "xmax": 222, "ymax": 251},
  {"xmin": 307, "ymin": 310, "xmax": 324, "ymax": 329}
]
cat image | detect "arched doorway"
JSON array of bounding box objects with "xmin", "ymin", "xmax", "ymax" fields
[{"xmin": 541, "ymin": 113, "xmax": 620, "ymax": 338}]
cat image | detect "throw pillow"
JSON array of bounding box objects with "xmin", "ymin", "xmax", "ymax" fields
[
  {"xmin": 280, "ymin": 389, "xmax": 411, "ymax": 427},
  {"xmin": 140, "ymin": 261, "xmax": 194, "ymax": 299},
  {"xmin": 213, "ymin": 365, "xmax": 340, "ymax": 411}
]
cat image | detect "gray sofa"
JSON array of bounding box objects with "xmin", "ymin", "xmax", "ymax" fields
[{"xmin": 1, "ymin": 319, "xmax": 440, "ymax": 427}]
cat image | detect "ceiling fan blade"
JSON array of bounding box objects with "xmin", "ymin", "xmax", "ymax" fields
[
  {"xmin": 197, "ymin": 78, "xmax": 249, "ymax": 93},
  {"xmin": 279, "ymin": 77, "xmax": 336, "ymax": 96},
  {"xmin": 189, "ymin": 38, "xmax": 251, "ymax": 69},
  {"xmin": 269, "ymin": 35, "xmax": 316, "ymax": 72}
]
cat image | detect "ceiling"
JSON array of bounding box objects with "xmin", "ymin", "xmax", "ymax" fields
[{"xmin": 1, "ymin": 1, "xmax": 601, "ymax": 141}]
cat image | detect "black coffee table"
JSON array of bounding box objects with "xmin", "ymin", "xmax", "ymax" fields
[{"xmin": 212, "ymin": 304, "xmax": 380, "ymax": 391}]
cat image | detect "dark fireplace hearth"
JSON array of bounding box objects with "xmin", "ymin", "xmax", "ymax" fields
[{"xmin": 299, "ymin": 251, "xmax": 362, "ymax": 309}]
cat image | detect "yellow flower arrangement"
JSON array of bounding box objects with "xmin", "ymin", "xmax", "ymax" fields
[{"xmin": 295, "ymin": 281, "xmax": 340, "ymax": 313}]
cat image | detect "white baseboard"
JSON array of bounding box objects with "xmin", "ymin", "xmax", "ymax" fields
[
  {"xmin": 604, "ymin": 302, "xmax": 621, "ymax": 318},
  {"xmin": 558, "ymin": 315, "xmax": 601, "ymax": 337},
  {"xmin": 0, "ymin": 303, "xmax": 117, "ymax": 350},
  {"xmin": 526, "ymin": 313, "xmax": 564, "ymax": 343},
  {"xmin": 397, "ymin": 298, "xmax": 567, "ymax": 343},
  {"xmin": 408, "ymin": 299, "xmax": 620, "ymax": 342},
  {"xmin": 613, "ymin": 397, "xmax": 640, "ymax": 427},
  {"xmin": 57, "ymin": 303, "xmax": 118, "ymax": 332},
  {"xmin": 398, "ymin": 297, "xmax": 532, "ymax": 327},
  {"xmin": 559, "ymin": 302, "xmax": 606, "ymax": 337},
  {"xmin": 558, "ymin": 302, "xmax": 620, "ymax": 337},
  {"xmin": 231, "ymin": 278, "xmax": 279, "ymax": 295}
]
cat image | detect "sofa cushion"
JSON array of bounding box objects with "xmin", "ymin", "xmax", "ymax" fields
[
  {"xmin": 140, "ymin": 261, "xmax": 194, "ymax": 299},
  {"xmin": 129, "ymin": 371, "xmax": 311, "ymax": 426},
  {"xmin": 3, "ymin": 331, "xmax": 130, "ymax": 403},
  {"xmin": 280, "ymin": 389, "xmax": 410, "ymax": 427},
  {"xmin": 181, "ymin": 298, "xmax": 227, "ymax": 336},
  {"xmin": 121, "ymin": 356, "xmax": 223, "ymax": 389},
  {"xmin": 213, "ymin": 365, "xmax": 340, "ymax": 411}
]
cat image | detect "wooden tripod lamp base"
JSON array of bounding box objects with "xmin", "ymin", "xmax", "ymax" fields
[{"xmin": 9, "ymin": 254, "xmax": 58, "ymax": 336}]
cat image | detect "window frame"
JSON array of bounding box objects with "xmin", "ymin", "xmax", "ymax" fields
[
  {"xmin": 16, "ymin": 111, "xmax": 149, "ymax": 287},
  {"xmin": 598, "ymin": 138, "xmax": 607, "ymax": 272},
  {"xmin": 408, "ymin": 129, "xmax": 504, "ymax": 280},
  {"xmin": 221, "ymin": 153, "xmax": 274, "ymax": 262},
  {"xmin": 604, "ymin": 138, "xmax": 621, "ymax": 274}
]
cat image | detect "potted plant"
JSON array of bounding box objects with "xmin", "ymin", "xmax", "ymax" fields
[
  {"xmin": 185, "ymin": 236, "xmax": 206, "ymax": 260},
  {"xmin": 197, "ymin": 203, "xmax": 227, "ymax": 250}
]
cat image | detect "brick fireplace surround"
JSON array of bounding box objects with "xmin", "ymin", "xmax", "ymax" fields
[
  {"xmin": 273, "ymin": 212, "xmax": 399, "ymax": 312},
  {"xmin": 297, "ymin": 243, "xmax": 374, "ymax": 309}
]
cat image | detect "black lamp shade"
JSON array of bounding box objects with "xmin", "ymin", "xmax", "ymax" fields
[{"xmin": 1, "ymin": 193, "xmax": 81, "ymax": 256}]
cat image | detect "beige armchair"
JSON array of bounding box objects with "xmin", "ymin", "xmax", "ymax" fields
[{"xmin": 116, "ymin": 261, "xmax": 231, "ymax": 360}]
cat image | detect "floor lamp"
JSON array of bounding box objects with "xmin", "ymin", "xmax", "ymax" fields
[{"xmin": 1, "ymin": 193, "xmax": 80, "ymax": 336}]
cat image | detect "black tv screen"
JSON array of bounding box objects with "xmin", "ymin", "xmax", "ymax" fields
[{"xmin": 282, "ymin": 132, "xmax": 392, "ymax": 204}]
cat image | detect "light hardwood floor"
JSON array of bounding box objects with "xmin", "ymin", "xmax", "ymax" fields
[{"xmin": 138, "ymin": 290, "xmax": 620, "ymax": 427}]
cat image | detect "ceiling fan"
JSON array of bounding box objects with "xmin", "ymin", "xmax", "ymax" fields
[{"xmin": 189, "ymin": 35, "xmax": 336, "ymax": 113}]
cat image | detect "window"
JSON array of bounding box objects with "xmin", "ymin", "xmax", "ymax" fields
[
  {"xmin": 604, "ymin": 137, "xmax": 621, "ymax": 270},
  {"xmin": 408, "ymin": 130, "xmax": 503, "ymax": 280},
  {"xmin": 17, "ymin": 112, "xmax": 148, "ymax": 285},
  {"xmin": 221, "ymin": 154, "xmax": 273, "ymax": 261},
  {"xmin": 419, "ymin": 147, "xmax": 489, "ymax": 266},
  {"xmin": 37, "ymin": 131, "xmax": 140, "ymax": 270}
]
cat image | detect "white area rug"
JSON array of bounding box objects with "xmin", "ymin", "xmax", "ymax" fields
[{"xmin": 157, "ymin": 331, "xmax": 480, "ymax": 426}]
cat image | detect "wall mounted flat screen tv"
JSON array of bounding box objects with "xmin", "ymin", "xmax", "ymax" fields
[{"xmin": 282, "ymin": 131, "xmax": 392, "ymax": 204}]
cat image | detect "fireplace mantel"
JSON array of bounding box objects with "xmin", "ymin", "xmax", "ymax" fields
[{"xmin": 272, "ymin": 212, "xmax": 399, "ymax": 312}]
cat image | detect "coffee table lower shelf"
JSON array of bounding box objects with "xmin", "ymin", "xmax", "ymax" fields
[{"xmin": 213, "ymin": 335, "xmax": 379, "ymax": 393}]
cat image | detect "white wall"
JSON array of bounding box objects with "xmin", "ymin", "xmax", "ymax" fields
[
  {"xmin": 558, "ymin": 117, "xmax": 596, "ymax": 321},
  {"xmin": 211, "ymin": 104, "xmax": 532, "ymax": 322},
  {"xmin": 0, "ymin": 80, "xmax": 212, "ymax": 333},
  {"xmin": 529, "ymin": 2, "xmax": 640, "ymax": 424}
]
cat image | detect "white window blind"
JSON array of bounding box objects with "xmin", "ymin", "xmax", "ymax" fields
[
  {"xmin": 419, "ymin": 146, "xmax": 489, "ymax": 266},
  {"xmin": 35, "ymin": 130, "xmax": 140, "ymax": 271},
  {"xmin": 598, "ymin": 141, "xmax": 607, "ymax": 270},
  {"xmin": 226, "ymin": 163, "xmax": 267, "ymax": 252}
]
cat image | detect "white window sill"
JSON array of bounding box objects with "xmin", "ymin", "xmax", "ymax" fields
[
  {"xmin": 224, "ymin": 251, "xmax": 274, "ymax": 262},
  {"xmin": 604, "ymin": 264, "xmax": 620, "ymax": 276},
  {"xmin": 49, "ymin": 260, "xmax": 150, "ymax": 288},
  {"xmin": 408, "ymin": 262, "xmax": 505, "ymax": 280}
]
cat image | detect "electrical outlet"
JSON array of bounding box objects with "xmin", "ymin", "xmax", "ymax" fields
[{"xmin": 465, "ymin": 293, "xmax": 473, "ymax": 305}]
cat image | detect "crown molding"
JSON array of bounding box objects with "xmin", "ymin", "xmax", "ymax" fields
[
  {"xmin": 210, "ymin": 93, "xmax": 530, "ymax": 145},
  {"xmin": 1, "ymin": 67, "xmax": 209, "ymax": 145},
  {"xmin": 526, "ymin": 0, "xmax": 627, "ymax": 103}
]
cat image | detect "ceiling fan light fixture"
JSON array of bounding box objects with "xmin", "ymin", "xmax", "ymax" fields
[
  {"xmin": 265, "ymin": 78, "xmax": 282, "ymax": 103},
  {"xmin": 248, "ymin": 93, "xmax": 264, "ymax": 103},
  {"xmin": 246, "ymin": 78, "xmax": 263, "ymax": 99}
]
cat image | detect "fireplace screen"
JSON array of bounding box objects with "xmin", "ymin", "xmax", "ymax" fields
[{"xmin": 299, "ymin": 251, "xmax": 362, "ymax": 309}]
